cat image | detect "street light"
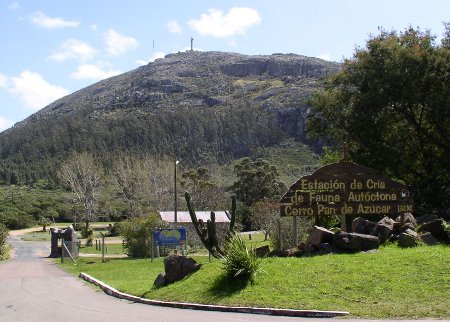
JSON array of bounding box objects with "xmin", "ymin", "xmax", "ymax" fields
[{"xmin": 174, "ymin": 160, "xmax": 179, "ymax": 224}]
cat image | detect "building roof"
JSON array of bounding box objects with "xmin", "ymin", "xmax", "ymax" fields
[{"xmin": 158, "ymin": 211, "xmax": 230, "ymax": 223}]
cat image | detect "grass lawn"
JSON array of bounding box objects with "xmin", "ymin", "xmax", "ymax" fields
[
  {"xmin": 79, "ymin": 243, "xmax": 126, "ymax": 255},
  {"xmin": 58, "ymin": 243, "xmax": 450, "ymax": 319}
]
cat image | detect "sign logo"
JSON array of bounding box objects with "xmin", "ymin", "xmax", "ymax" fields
[{"xmin": 154, "ymin": 228, "xmax": 187, "ymax": 246}]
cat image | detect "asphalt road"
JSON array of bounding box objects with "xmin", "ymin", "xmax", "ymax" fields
[{"xmin": 0, "ymin": 236, "xmax": 316, "ymax": 322}]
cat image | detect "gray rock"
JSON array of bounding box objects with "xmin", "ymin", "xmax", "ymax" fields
[
  {"xmin": 398, "ymin": 229, "xmax": 420, "ymax": 248},
  {"xmin": 254, "ymin": 245, "xmax": 270, "ymax": 258},
  {"xmin": 420, "ymin": 232, "xmax": 439, "ymax": 246},
  {"xmin": 378, "ymin": 216, "xmax": 395, "ymax": 229},
  {"xmin": 352, "ymin": 217, "xmax": 392, "ymax": 243},
  {"xmin": 163, "ymin": 255, "xmax": 201, "ymax": 284},
  {"xmin": 153, "ymin": 272, "xmax": 167, "ymax": 287},
  {"xmin": 418, "ymin": 219, "xmax": 448, "ymax": 241},
  {"xmin": 333, "ymin": 231, "xmax": 380, "ymax": 252},
  {"xmin": 308, "ymin": 226, "xmax": 334, "ymax": 247},
  {"xmin": 318, "ymin": 243, "xmax": 335, "ymax": 254},
  {"xmin": 396, "ymin": 212, "xmax": 417, "ymax": 228},
  {"xmin": 416, "ymin": 214, "xmax": 438, "ymax": 225}
]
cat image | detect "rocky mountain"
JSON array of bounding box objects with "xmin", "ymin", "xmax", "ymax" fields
[{"xmin": 0, "ymin": 51, "xmax": 340, "ymax": 183}]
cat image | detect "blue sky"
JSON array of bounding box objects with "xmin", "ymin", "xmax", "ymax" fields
[{"xmin": 0, "ymin": 0, "xmax": 448, "ymax": 131}]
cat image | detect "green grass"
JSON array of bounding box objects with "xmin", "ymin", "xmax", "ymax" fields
[{"xmin": 58, "ymin": 244, "xmax": 450, "ymax": 319}]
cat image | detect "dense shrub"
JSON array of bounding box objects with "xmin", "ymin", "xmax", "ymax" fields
[
  {"xmin": 120, "ymin": 213, "xmax": 168, "ymax": 258},
  {"xmin": 0, "ymin": 223, "xmax": 9, "ymax": 260},
  {"xmin": 222, "ymin": 233, "xmax": 261, "ymax": 282},
  {"xmin": 107, "ymin": 222, "xmax": 121, "ymax": 237}
]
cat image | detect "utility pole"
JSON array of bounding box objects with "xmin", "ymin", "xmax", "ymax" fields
[
  {"xmin": 190, "ymin": 37, "xmax": 194, "ymax": 51},
  {"xmin": 174, "ymin": 160, "xmax": 179, "ymax": 223}
]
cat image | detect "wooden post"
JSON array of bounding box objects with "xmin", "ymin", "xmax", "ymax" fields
[
  {"xmin": 151, "ymin": 233, "xmax": 154, "ymax": 262},
  {"xmin": 341, "ymin": 214, "xmax": 347, "ymax": 232},
  {"xmin": 293, "ymin": 216, "xmax": 298, "ymax": 246},
  {"xmin": 61, "ymin": 238, "xmax": 64, "ymax": 263},
  {"xmin": 100, "ymin": 232, "xmax": 105, "ymax": 263},
  {"xmin": 278, "ymin": 219, "xmax": 282, "ymax": 251}
]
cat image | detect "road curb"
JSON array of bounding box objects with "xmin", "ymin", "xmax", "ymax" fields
[{"xmin": 79, "ymin": 272, "xmax": 349, "ymax": 318}]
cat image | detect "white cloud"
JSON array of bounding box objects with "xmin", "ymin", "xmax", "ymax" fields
[
  {"xmin": 8, "ymin": 71, "xmax": 69, "ymax": 110},
  {"xmin": 135, "ymin": 52, "xmax": 166, "ymax": 66},
  {"xmin": 71, "ymin": 64, "xmax": 121, "ymax": 80},
  {"xmin": 90, "ymin": 24, "xmax": 98, "ymax": 31},
  {"xmin": 49, "ymin": 39, "xmax": 98, "ymax": 62},
  {"xmin": 188, "ymin": 7, "xmax": 261, "ymax": 38},
  {"xmin": 0, "ymin": 73, "xmax": 7, "ymax": 87},
  {"xmin": 167, "ymin": 20, "xmax": 182, "ymax": 34},
  {"xmin": 0, "ymin": 117, "xmax": 15, "ymax": 132},
  {"xmin": 105, "ymin": 29, "xmax": 138, "ymax": 56},
  {"xmin": 30, "ymin": 11, "xmax": 79, "ymax": 28},
  {"xmin": 8, "ymin": 2, "xmax": 20, "ymax": 10},
  {"xmin": 318, "ymin": 53, "xmax": 332, "ymax": 61}
]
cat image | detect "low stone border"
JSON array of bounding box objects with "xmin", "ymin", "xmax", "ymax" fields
[{"xmin": 80, "ymin": 272, "xmax": 349, "ymax": 318}]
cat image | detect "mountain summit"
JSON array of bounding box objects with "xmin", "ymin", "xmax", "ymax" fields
[{"xmin": 0, "ymin": 51, "xmax": 340, "ymax": 183}]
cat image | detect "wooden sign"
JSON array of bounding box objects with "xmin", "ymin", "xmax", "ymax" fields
[{"xmin": 280, "ymin": 162, "xmax": 413, "ymax": 217}]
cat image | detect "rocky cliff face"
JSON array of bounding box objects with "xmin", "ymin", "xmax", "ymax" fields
[{"xmin": 25, "ymin": 51, "xmax": 340, "ymax": 135}]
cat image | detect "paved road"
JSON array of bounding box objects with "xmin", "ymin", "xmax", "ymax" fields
[{"xmin": 0, "ymin": 236, "xmax": 316, "ymax": 322}]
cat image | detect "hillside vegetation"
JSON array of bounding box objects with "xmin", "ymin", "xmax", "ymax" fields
[{"xmin": 0, "ymin": 51, "xmax": 338, "ymax": 184}]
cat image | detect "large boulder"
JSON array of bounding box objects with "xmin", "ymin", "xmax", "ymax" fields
[
  {"xmin": 396, "ymin": 213, "xmax": 417, "ymax": 229},
  {"xmin": 155, "ymin": 255, "xmax": 201, "ymax": 286},
  {"xmin": 398, "ymin": 229, "xmax": 421, "ymax": 248},
  {"xmin": 418, "ymin": 219, "xmax": 449, "ymax": 242},
  {"xmin": 333, "ymin": 231, "xmax": 380, "ymax": 252},
  {"xmin": 420, "ymin": 232, "xmax": 439, "ymax": 246},
  {"xmin": 416, "ymin": 214, "xmax": 438, "ymax": 225},
  {"xmin": 254, "ymin": 245, "xmax": 270, "ymax": 258},
  {"xmin": 307, "ymin": 226, "xmax": 334, "ymax": 247},
  {"xmin": 352, "ymin": 217, "xmax": 393, "ymax": 243},
  {"xmin": 378, "ymin": 216, "xmax": 395, "ymax": 230}
]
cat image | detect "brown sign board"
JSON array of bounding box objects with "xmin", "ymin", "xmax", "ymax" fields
[{"xmin": 280, "ymin": 162, "xmax": 413, "ymax": 217}]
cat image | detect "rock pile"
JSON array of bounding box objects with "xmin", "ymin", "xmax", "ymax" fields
[{"xmin": 268, "ymin": 213, "xmax": 449, "ymax": 257}]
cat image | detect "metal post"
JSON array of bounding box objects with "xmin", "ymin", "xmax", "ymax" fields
[
  {"xmin": 174, "ymin": 160, "xmax": 179, "ymax": 223},
  {"xmin": 293, "ymin": 216, "xmax": 298, "ymax": 246}
]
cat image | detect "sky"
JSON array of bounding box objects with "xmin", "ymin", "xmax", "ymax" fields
[{"xmin": 0, "ymin": 0, "xmax": 448, "ymax": 132}]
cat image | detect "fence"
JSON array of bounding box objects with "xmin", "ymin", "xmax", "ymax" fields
[{"xmin": 62, "ymin": 240, "xmax": 79, "ymax": 259}]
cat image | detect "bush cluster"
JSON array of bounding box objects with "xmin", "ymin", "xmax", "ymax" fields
[
  {"xmin": 120, "ymin": 213, "xmax": 168, "ymax": 258},
  {"xmin": 0, "ymin": 223, "xmax": 9, "ymax": 260}
]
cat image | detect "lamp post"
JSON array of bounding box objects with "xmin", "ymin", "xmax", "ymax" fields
[{"xmin": 174, "ymin": 160, "xmax": 179, "ymax": 224}]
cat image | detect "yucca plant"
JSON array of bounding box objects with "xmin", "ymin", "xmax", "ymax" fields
[{"xmin": 222, "ymin": 233, "xmax": 262, "ymax": 282}]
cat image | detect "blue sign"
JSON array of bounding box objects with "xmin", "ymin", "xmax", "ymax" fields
[{"xmin": 154, "ymin": 228, "xmax": 187, "ymax": 246}]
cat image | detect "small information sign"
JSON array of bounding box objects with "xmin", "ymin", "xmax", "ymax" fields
[{"xmin": 154, "ymin": 228, "xmax": 187, "ymax": 246}]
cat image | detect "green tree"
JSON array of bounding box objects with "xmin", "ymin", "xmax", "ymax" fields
[
  {"xmin": 231, "ymin": 158, "xmax": 285, "ymax": 230},
  {"xmin": 231, "ymin": 158, "xmax": 286, "ymax": 207},
  {"xmin": 307, "ymin": 25, "xmax": 450, "ymax": 213}
]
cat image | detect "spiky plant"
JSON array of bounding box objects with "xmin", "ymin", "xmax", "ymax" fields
[{"xmin": 222, "ymin": 233, "xmax": 262, "ymax": 282}]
